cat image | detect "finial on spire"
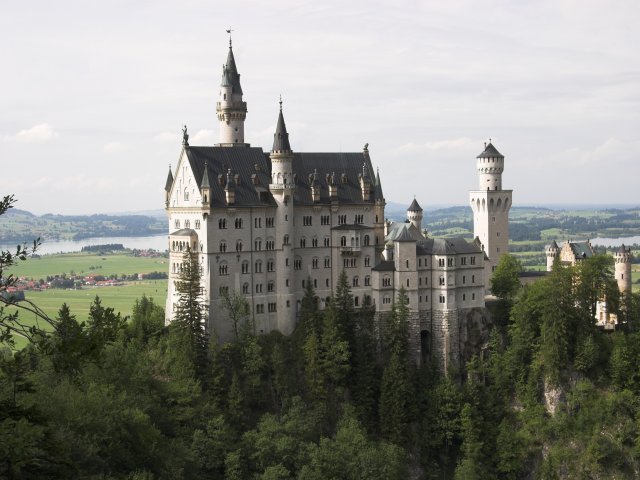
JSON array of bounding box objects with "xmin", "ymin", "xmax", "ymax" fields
[
  {"xmin": 279, "ymin": 95, "xmax": 283, "ymax": 111},
  {"xmin": 226, "ymin": 27, "xmax": 233, "ymax": 47}
]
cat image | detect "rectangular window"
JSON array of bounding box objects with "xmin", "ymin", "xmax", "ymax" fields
[
  {"xmin": 460, "ymin": 256, "xmax": 466, "ymax": 265},
  {"xmin": 438, "ymin": 258, "xmax": 445, "ymax": 267},
  {"xmin": 470, "ymin": 256, "xmax": 476, "ymax": 265},
  {"xmin": 303, "ymin": 215, "xmax": 313, "ymax": 226},
  {"xmin": 321, "ymin": 215, "xmax": 330, "ymax": 225}
]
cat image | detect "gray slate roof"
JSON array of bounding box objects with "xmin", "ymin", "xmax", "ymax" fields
[
  {"xmin": 477, "ymin": 142, "xmax": 504, "ymax": 159},
  {"xmin": 548, "ymin": 240, "xmax": 559, "ymax": 249},
  {"xmin": 569, "ymin": 241, "xmax": 595, "ymax": 259},
  {"xmin": 181, "ymin": 146, "xmax": 382, "ymax": 208},
  {"xmin": 224, "ymin": 46, "xmax": 243, "ymax": 95},
  {"xmin": 290, "ymin": 152, "xmax": 377, "ymax": 206},
  {"xmin": 272, "ymin": 108, "xmax": 291, "ymax": 153},
  {"xmin": 407, "ymin": 198, "xmax": 422, "ymax": 212},
  {"xmin": 170, "ymin": 228, "xmax": 197, "ymax": 236},
  {"xmin": 185, "ymin": 146, "xmax": 276, "ymax": 207},
  {"xmin": 372, "ymin": 260, "xmax": 395, "ymax": 272},
  {"xmin": 165, "ymin": 167, "xmax": 174, "ymax": 192},
  {"xmin": 416, "ymin": 237, "xmax": 483, "ymax": 256}
]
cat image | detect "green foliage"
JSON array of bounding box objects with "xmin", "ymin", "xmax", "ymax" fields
[
  {"xmin": 173, "ymin": 247, "xmax": 209, "ymax": 378},
  {"xmin": 490, "ymin": 254, "xmax": 522, "ymax": 301}
]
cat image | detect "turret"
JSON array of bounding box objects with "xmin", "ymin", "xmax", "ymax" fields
[
  {"xmin": 360, "ymin": 145, "xmax": 372, "ymax": 201},
  {"xmin": 476, "ymin": 141, "xmax": 504, "ymax": 191},
  {"xmin": 216, "ymin": 38, "xmax": 247, "ymax": 146},
  {"xmin": 164, "ymin": 165, "xmax": 174, "ymax": 208},
  {"xmin": 269, "ymin": 99, "xmax": 294, "ymax": 190},
  {"xmin": 201, "ymin": 162, "xmax": 211, "ymax": 209},
  {"xmin": 614, "ymin": 244, "xmax": 633, "ymax": 293},
  {"xmin": 407, "ymin": 198, "xmax": 423, "ymax": 231},
  {"xmin": 224, "ymin": 169, "xmax": 236, "ymax": 205},
  {"xmin": 546, "ymin": 240, "xmax": 560, "ymax": 271},
  {"xmin": 328, "ymin": 172, "xmax": 338, "ymax": 200},
  {"xmin": 311, "ymin": 169, "xmax": 321, "ymax": 203}
]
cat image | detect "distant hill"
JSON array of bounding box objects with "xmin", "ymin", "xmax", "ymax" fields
[{"xmin": 0, "ymin": 208, "xmax": 166, "ymax": 244}]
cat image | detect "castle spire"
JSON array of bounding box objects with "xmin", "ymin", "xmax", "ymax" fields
[
  {"xmin": 272, "ymin": 99, "xmax": 292, "ymax": 153},
  {"xmin": 216, "ymin": 36, "xmax": 247, "ymax": 146}
]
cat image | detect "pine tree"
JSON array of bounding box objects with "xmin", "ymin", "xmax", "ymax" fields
[{"xmin": 173, "ymin": 247, "xmax": 209, "ymax": 378}]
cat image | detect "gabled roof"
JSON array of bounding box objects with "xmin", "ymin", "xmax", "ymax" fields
[
  {"xmin": 476, "ymin": 142, "xmax": 504, "ymax": 159},
  {"xmin": 548, "ymin": 240, "xmax": 559, "ymax": 249},
  {"xmin": 185, "ymin": 146, "xmax": 276, "ymax": 207},
  {"xmin": 394, "ymin": 227, "xmax": 416, "ymax": 242},
  {"xmin": 407, "ymin": 198, "xmax": 422, "ymax": 212},
  {"xmin": 568, "ymin": 241, "xmax": 595, "ymax": 259},
  {"xmin": 386, "ymin": 221, "xmax": 424, "ymax": 243},
  {"xmin": 181, "ymin": 146, "xmax": 380, "ymax": 208},
  {"xmin": 416, "ymin": 237, "xmax": 483, "ymax": 256}
]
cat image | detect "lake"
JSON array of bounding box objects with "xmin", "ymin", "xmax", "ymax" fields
[
  {"xmin": 0, "ymin": 234, "xmax": 168, "ymax": 255},
  {"xmin": 589, "ymin": 236, "xmax": 640, "ymax": 248}
]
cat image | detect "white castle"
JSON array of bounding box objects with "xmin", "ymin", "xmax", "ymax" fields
[{"xmin": 164, "ymin": 40, "xmax": 512, "ymax": 371}]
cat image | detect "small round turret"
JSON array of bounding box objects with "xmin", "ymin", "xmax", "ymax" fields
[
  {"xmin": 614, "ymin": 244, "xmax": 633, "ymax": 293},
  {"xmin": 407, "ymin": 198, "xmax": 423, "ymax": 231},
  {"xmin": 476, "ymin": 141, "xmax": 504, "ymax": 191},
  {"xmin": 546, "ymin": 240, "xmax": 560, "ymax": 272}
]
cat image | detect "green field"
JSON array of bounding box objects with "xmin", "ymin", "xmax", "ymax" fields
[
  {"xmin": 12, "ymin": 252, "xmax": 168, "ymax": 279},
  {"xmin": 6, "ymin": 252, "xmax": 169, "ymax": 348}
]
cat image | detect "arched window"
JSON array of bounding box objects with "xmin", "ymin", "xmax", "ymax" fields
[
  {"xmin": 219, "ymin": 218, "xmax": 227, "ymax": 229},
  {"xmin": 363, "ymin": 235, "xmax": 370, "ymax": 246},
  {"xmin": 219, "ymin": 241, "xmax": 227, "ymax": 252},
  {"xmin": 236, "ymin": 240, "xmax": 243, "ymax": 252},
  {"xmin": 341, "ymin": 236, "xmax": 347, "ymax": 247}
]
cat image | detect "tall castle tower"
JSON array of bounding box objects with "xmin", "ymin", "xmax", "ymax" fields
[
  {"xmin": 469, "ymin": 142, "xmax": 512, "ymax": 289},
  {"xmin": 216, "ymin": 39, "xmax": 248, "ymax": 146},
  {"xmin": 269, "ymin": 101, "xmax": 296, "ymax": 334},
  {"xmin": 614, "ymin": 244, "xmax": 633, "ymax": 294}
]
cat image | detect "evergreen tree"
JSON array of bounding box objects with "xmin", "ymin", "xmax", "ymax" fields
[{"xmin": 173, "ymin": 247, "xmax": 209, "ymax": 378}]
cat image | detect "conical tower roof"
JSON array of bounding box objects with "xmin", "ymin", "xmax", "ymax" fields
[
  {"xmin": 165, "ymin": 166, "xmax": 174, "ymax": 192},
  {"xmin": 477, "ymin": 142, "xmax": 504, "ymax": 159},
  {"xmin": 272, "ymin": 101, "xmax": 292, "ymax": 153},
  {"xmin": 223, "ymin": 44, "xmax": 243, "ymax": 95},
  {"xmin": 408, "ymin": 198, "xmax": 422, "ymax": 212},
  {"xmin": 201, "ymin": 162, "xmax": 210, "ymax": 188},
  {"xmin": 374, "ymin": 167, "xmax": 384, "ymax": 201}
]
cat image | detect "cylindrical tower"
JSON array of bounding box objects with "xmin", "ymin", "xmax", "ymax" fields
[
  {"xmin": 216, "ymin": 40, "xmax": 247, "ymax": 146},
  {"xmin": 476, "ymin": 141, "xmax": 504, "ymax": 191},
  {"xmin": 615, "ymin": 244, "xmax": 633, "ymax": 293},
  {"xmin": 268, "ymin": 101, "xmax": 296, "ymax": 334},
  {"xmin": 407, "ymin": 198, "xmax": 423, "ymax": 231},
  {"xmin": 546, "ymin": 240, "xmax": 560, "ymax": 271}
]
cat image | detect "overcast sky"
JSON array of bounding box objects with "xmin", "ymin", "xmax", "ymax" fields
[{"xmin": 1, "ymin": 0, "xmax": 639, "ymax": 215}]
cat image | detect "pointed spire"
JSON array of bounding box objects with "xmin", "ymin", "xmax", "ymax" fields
[
  {"xmin": 374, "ymin": 166, "xmax": 384, "ymax": 201},
  {"xmin": 222, "ymin": 39, "xmax": 243, "ymax": 95},
  {"xmin": 272, "ymin": 99, "xmax": 292, "ymax": 153},
  {"xmin": 165, "ymin": 165, "xmax": 174, "ymax": 192},
  {"xmin": 201, "ymin": 162, "xmax": 210, "ymax": 189},
  {"xmin": 408, "ymin": 197, "xmax": 423, "ymax": 212}
]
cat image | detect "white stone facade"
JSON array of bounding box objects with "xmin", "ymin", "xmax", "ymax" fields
[{"xmin": 164, "ymin": 40, "xmax": 503, "ymax": 371}]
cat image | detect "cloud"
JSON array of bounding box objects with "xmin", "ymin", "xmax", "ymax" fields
[
  {"xmin": 9, "ymin": 124, "xmax": 59, "ymax": 143},
  {"xmin": 190, "ymin": 129, "xmax": 215, "ymax": 144},
  {"xmin": 154, "ymin": 131, "xmax": 179, "ymax": 143},
  {"xmin": 102, "ymin": 141, "xmax": 127, "ymax": 153},
  {"xmin": 394, "ymin": 137, "xmax": 476, "ymax": 154}
]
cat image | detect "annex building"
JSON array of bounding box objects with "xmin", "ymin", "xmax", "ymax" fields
[{"xmin": 164, "ymin": 39, "xmax": 512, "ymax": 371}]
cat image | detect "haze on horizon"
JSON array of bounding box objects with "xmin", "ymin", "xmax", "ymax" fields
[{"xmin": 1, "ymin": 0, "xmax": 639, "ymax": 215}]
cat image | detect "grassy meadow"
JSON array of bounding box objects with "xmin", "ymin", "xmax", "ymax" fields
[{"xmin": 8, "ymin": 252, "xmax": 169, "ymax": 348}]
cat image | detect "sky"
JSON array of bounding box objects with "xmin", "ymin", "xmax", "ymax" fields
[{"xmin": 1, "ymin": 0, "xmax": 639, "ymax": 215}]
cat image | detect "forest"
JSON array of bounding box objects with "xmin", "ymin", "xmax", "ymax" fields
[{"xmin": 3, "ymin": 193, "xmax": 640, "ymax": 479}]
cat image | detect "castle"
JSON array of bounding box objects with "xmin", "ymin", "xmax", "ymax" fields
[
  {"xmin": 164, "ymin": 39, "xmax": 512, "ymax": 371},
  {"xmin": 545, "ymin": 240, "xmax": 633, "ymax": 329}
]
